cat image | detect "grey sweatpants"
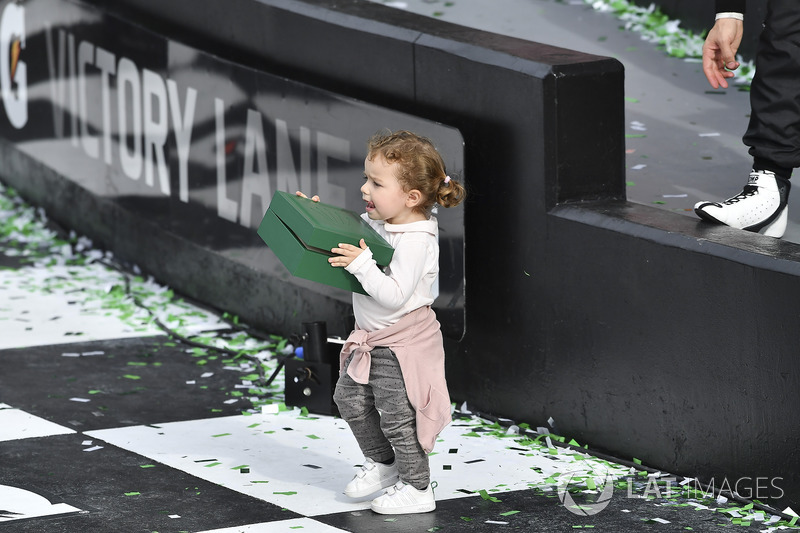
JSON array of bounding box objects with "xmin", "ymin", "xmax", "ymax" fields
[{"xmin": 333, "ymin": 347, "xmax": 430, "ymax": 490}]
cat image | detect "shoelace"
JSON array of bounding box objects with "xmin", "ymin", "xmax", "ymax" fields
[{"xmin": 722, "ymin": 185, "xmax": 759, "ymax": 205}]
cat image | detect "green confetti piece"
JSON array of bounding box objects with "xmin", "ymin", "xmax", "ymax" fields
[
  {"xmin": 88, "ymin": 390, "xmax": 102, "ymax": 394},
  {"xmin": 625, "ymin": 96, "xmax": 639, "ymax": 103},
  {"xmin": 212, "ymin": 433, "xmax": 231, "ymax": 438},
  {"xmin": 460, "ymin": 517, "xmax": 472, "ymax": 522},
  {"xmin": 123, "ymin": 374, "xmax": 141, "ymax": 380},
  {"xmin": 124, "ymin": 492, "xmax": 141, "ymax": 496},
  {"xmin": 231, "ymin": 465, "xmax": 249, "ymax": 470},
  {"xmin": 273, "ymin": 491, "xmax": 298, "ymax": 496},
  {"xmin": 633, "ymin": 458, "xmax": 642, "ymax": 465},
  {"xmin": 477, "ymin": 489, "xmax": 502, "ymax": 503},
  {"xmin": 500, "ymin": 510, "xmax": 520, "ymax": 516},
  {"xmin": 306, "ymin": 434, "xmax": 321, "ymax": 440},
  {"xmin": 250, "ymin": 480, "xmax": 269, "ymax": 484},
  {"xmin": 625, "ymin": 134, "xmax": 646, "ymax": 138},
  {"xmin": 626, "ymin": 181, "xmax": 636, "ymax": 186},
  {"xmin": 204, "ymin": 462, "xmax": 222, "ymax": 468},
  {"xmin": 140, "ymin": 464, "xmax": 156, "ymax": 469}
]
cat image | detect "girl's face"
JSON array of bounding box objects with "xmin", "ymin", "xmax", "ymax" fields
[{"xmin": 361, "ymin": 154, "xmax": 424, "ymax": 224}]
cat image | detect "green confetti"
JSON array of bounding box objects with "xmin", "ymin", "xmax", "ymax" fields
[
  {"xmin": 477, "ymin": 489, "xmax": 502, "ymax": 503},
  {"xmin": 140, "ymin": 464, "xmax": 156, "ymax": 469},
  {"xmin": 273, "ymin": 491, "xmax": 298, "ymax": 495},
  {"xmin": 500, "ymin": 510, "xmax": 520, "ymax": 516},
  {"xmin": 212, "ymin": 433, "xmax": 231, "ymax": 438},
  {"xmin": 124, "ymin": 492, "xmax": 141, "ymax": 496},
  {"xmin": 122, "ymin": 374, "xmax": 141, "ymax": 380}
]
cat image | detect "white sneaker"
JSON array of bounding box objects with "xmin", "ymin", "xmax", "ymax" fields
[
  {"xmin": 370, "ymin": 481, "xmax": 436, "ymax": 515},
  {"xmin": 694, "ymin": 170, "xmax": 791, "ymax": 238},
  {"xmin": 343, "ymin": 458, "xmax": 399, "ymax": 498}
]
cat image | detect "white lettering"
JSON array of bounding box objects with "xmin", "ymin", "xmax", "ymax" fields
[
  {"xmin": 167, "ymin": 79, "xmax": 197, "ymax": 203},
  {"xmin": 215, "ymin": 98, "xmax": 238, "ymax": 222},
  {"xmin": 275, "ymin": 120, "xmax": 311, "ymax": 195},
  {"xmin": 142, "ymin": 68, "xmax": 169, "ymax": 195},
  {"xmin": 77, "ymin": 40, "xmax": 98, "ymax": 158},
  {"xmin": 118, "ymin": 57, "xmax": 142, "ymax": 180},
  {"xmin": 94, "ymin": 47, "xmax": 115, "ymax": 164}
]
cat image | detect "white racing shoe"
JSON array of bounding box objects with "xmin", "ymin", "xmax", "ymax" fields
[
  {"xmin": 343, "ymin": 458, "xmax": 399, "ymax": 498},
  {"xmin": 694, "ymin": 170, "xmax": 791, "ymax": 238},
  {"xmin": 370, "ymin": 481, "xmax": 436, "ymax": 515}
]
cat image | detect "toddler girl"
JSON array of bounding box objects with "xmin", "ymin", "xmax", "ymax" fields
[{"xmin": 306, "ymin": 129, "xmax": 465, "ymax": 514}]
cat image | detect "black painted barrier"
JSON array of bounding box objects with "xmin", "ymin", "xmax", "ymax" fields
[{"xmin": 0, "ymin": 0, "xmax": 798, "ymax": 511}]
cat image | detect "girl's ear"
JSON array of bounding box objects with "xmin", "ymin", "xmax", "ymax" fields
[{"xmin": 406, "ymin": 189, "xmax": 423, "ymax": 208}]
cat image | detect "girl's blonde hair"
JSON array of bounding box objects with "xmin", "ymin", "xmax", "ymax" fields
[{"xmin": 367, "ymin": 130, "xmax": 466, "ymax": 212}]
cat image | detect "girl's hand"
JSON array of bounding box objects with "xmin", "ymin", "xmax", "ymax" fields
[
  {"xmin": 295, "ymin": 191, "xmax": 320, "ymax": 202},
  {"xmin": 329, "ymin": 239, "xmax": 368, "ymax": 268}
]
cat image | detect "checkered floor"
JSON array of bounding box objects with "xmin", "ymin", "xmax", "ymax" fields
[{"xmin": 1, "ymin": 187, "xmax": 794, "ymax": 532}]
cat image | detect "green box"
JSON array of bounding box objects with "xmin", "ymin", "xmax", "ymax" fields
[{"xmin": 257, "ymin": 191, "xmax": 394, "ymax": 294}]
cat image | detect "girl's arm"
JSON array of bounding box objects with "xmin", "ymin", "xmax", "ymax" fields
[{"xmin": 332, "ymin": 237, "xmax": 431, "ymax": 310}]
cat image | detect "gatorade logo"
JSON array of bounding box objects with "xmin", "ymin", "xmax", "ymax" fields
[{"xmin": 0, "ymin": 2, "xmax": 26, "ymax": 129}]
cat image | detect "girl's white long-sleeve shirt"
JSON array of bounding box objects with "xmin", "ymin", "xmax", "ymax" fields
[{"xmin": 345, "ymin": 214, "xmax": 439, "ymax": 332}]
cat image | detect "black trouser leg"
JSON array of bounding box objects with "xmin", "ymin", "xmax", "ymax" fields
[{"xmin": 744, "ymin": 0, "xmax": 800, "ymax": 176}]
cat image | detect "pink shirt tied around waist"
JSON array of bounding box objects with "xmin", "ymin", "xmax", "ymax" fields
[{"xmin": 339, "ymin": 306, "xmax": 452, "ymax": 454}]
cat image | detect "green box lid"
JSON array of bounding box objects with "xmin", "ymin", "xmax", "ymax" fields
[{"xmin": 263, "ymin": 191, "xmax": 394, "ymax": 266}]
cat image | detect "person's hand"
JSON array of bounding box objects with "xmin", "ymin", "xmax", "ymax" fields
[
  {"xmin": 329, "ymin": 239, "xmax": 368, "ymax": 268},
  {"xmin": 702, "ymin": 18, "xmax": 744, "ymax": 89},
  {"xmin": 295, "ymin": 191, "xmax": 320, "ymax": 202}
]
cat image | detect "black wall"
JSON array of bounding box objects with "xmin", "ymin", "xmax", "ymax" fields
[{"xmin": 4, "ymin": 0, "xmax": 799, "ymax": 511}]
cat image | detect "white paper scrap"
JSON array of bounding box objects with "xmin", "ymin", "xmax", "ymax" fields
[
  {"xmin": 200, "ymin": 372, "xmax": 214, "ymax": 378},
  {"xmin": 699, "ymin": 132, "xmax": 720, "ymax": 137},
  {"xmin": 262, "ymin": 404, "xmax": 280, "ymax": 415},
  {"xmin": 632, "ymin": 164, "xmax": 647, "ymax": 170},
  {"xmin": 650, "ymin": 517, "xmax": 670, "ymax": 524},
  {"xmin": 70, "ymin": 398, "xmax": 90, "ymax": 403},
  {"xmin": 83, "ymin": 445, "xmax": 103, "ymax": 452}
]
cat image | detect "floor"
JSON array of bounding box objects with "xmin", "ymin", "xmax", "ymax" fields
[
  {"xmin": 1, "ymin": 179, "xmax": 796, "ymax": 533},
  {"xmin": 2, "ymin": 1, "xmax": 800, "ymax": 532}
]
